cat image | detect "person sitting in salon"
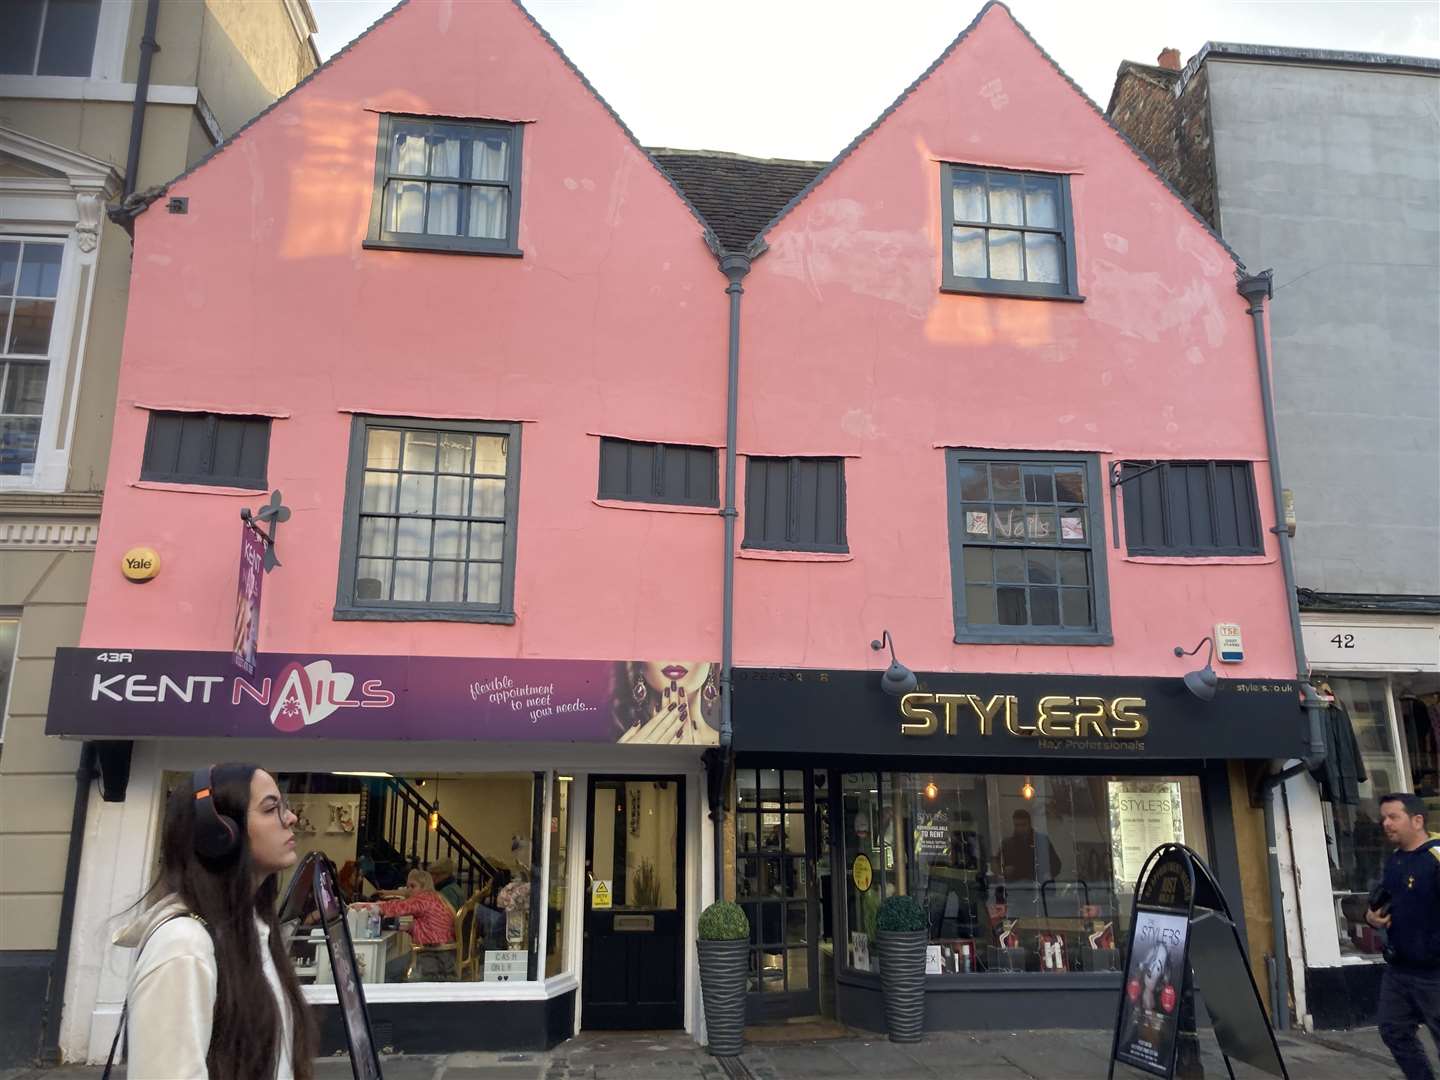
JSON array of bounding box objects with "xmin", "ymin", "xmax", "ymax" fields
[
  {"xmin": 375, "ymin": 869, "xmax": 457, "ymax": 979},
  {"xmin": 428, "ymin": 858, "xmax": 465, "ymax": 911}
]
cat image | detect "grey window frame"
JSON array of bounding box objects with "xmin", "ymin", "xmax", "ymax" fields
[
  {"xmin": 334, "ymin": 415, "xmax": 522, "ymax": 624},
  {"xmin": 597, "ymin": 437, "xmax": 718, "ymax": 508},
  {"xmin": 742, "ymin": 456, "xmax": 848, "ymax": 555},
  {"xmin": 139, "ymin": 411, "xmax": 271, "ymax": 489},
  {"xmin": 364, "ymin": 114, "xmax": 524, "ymax": 257},
  {"xmin": 1120, "ymin": 460, "xmax": 1264, "ymax": 557},
  {"xmin": 944, "ymin": 449, "xmax": 1112, "ymax": 645},
  {"xmin": 940, "ymin": 164, "xmax": 1081, "ymax": 301}
]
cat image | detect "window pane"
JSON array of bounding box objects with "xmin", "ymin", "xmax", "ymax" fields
[
  {"xmin": 1023, "ymin": 175, "xmax": 1061, "ymax": 228},
  {"xmin": 36, "ymin": 0, "xmax": 101, "ymax": 76},
  {"xmin": 17, "ymin": 244, "xmax": 63, "ymax": 297},
  {"xmin": 384, "ymin": 180, "xmax": 427, "ymax": 233},
  {"xmin": 962, "ymin": 547, "xmax": 991, "ymax": 584},
  {"xmin": 0, "ymin": 417, "xmax": 41, "ymax": 475},
  {"xmin": 963, "ymin": 506, "xmax": 991, "ymax": 537},
  {"xmin": 469, "ymin": 522, "xmax": 504, "ymax": 560},
  {"xmin": 951, "ymin": 171, "xmax": 987, "ymax": 222},
  {"xmin": 426, "ymin": 183, "xmax": 460, "ymax": 235},
  {"xmin": 1030, "ymin": 587, "xmax": 1060, "ymax": 626},
  {"xmin": 957, "ymin": 462, "xmax": 988, "ymax": 501},
  {"xmin": 466, "ymin": 562, "xmax": 501, "ymax": 604},
  {"xmin": 997, "ymin": 587, "xmax": 1027, "ymax": 625},
  {"xmin": 366, "ymin": 428, "xmax": 401, "ymax": 469},
  {"xmin": 472, "ymin": 477, "xmax": 505, "ymax": 517},
  {"xmin": 1060, "ymin": 509, "xmax": 1086, "ymax": 542},
  {"xmin": 1025, "ymin": 233, "xmax": 1062, "ymax": 285},
  {"xmin": 398, "ymin": 473, "xmax": 435, "ymax": 514},
  {"xmin": 428, "ymin": 137, "xmax": 462, "ymax": 178},
  {"xmin": 436, "ymin": 475, "xmax": 467, "ymax": 516},
  {"xmin": 437, "ymin": 432, "xmax": 472, "ymax": 474},
  {"xmin": 361, "ymin": 471, "xmax": 396, "ymax": 512},
  {"xmin": 358, "ymin": 517, "xmax": 396, "ymax": 557},
  {"xmin": 471, "ymin": 132, "xmax": 510, "ymax": 181},
  {"xmin": 395, "ymin": 517, "xmax": 431, "ymax": 558},
  {"xmin": 988, "ymin": 230, "xmax": 1023, "ymax": 280},
  {"xmin": 1023, "ymin": 468, "xmax": 1055, "ymax": 503},
  {"xmin": 390, "ymin": 130, "xmax": 429, "ymax": 175},
  {"xmin": 546, "ymin": 775, "xmax": 572, "ymax": 977},
  {"xmin": 737, "ymin": 771, "xmax": 757, "ymax": 810},
  {"xmin": 468, "ymin": 187, "xmax": 510, "ymax": 240},
  {"xmin": 966, "ymin": 585, "xmax": 997, "ymax": 625},
  {"xmin": 987, "ymin": 174, "xmax": 1024, "ymax": 226},
  {"xmin": 1058, "ymin": 550, "xmax": 1088, "ymax": 586},
  {"xmin": 8, "ymin": 300, "xmax": 56, "ymax": 354},
  {"xmin": 430, "ymin": 560, "xmax": 462, "ymax": 602},
  {"xmin": 433, "ymin": 519, "xmax": 465, "ymax": 559},
  {"xmin": 0, "ymin": 242, "xmax": 20, "ymax": 294},
  {"xmin": 1025, "ymin": 509, "xmax": 1058, "ymax": 542},
  {"xmin": 1026, "ymin": 550, "xmax": 1056, "ymax": 584},
  {"xmin": 2, "ymin": 362, "xmax": 47, "ymax": 414},
  {"xmin": 354, "ymin": 559, "xmax": 391, "ymax": 601},
  {"xmin": 951, "ymin": 227, "xmax": 986, "ymax": 278},
  {"xmin": 0, "ymin": 1, "xmax": 43, "ymax": 74},
  {"xmin": 1061, "ymin": 588, "xmax": 1091, "ymax": 627},
  {"xmin": 1054, "ymin": 466, "xmax": 1085, "ymax": 504},
  {"xmin": 992, "ymin": 506, "xmax": 1025, "ymax": 541},
  {"xmin": 474, "ymin": 435, "xmax": 507, "ymax": 474},
  {"xmin": 993, "ymin": 549, "xmax": 1025, "ymax": 583},
  {"xmin": 991, "ymin": 464, "xmax": 1022, "ymax": 501},
  {"xmin": 392, "ymin": 560, "xmax": 429, "ymax": 602}
]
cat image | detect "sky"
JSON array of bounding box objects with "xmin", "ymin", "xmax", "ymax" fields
[{"xmin": 307, "ymin": 0, "xmax": 1440, "ymax": 161}]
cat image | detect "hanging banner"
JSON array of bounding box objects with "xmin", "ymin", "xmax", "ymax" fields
[{"xmin": 232, "ymin": 524, "xmax": 265, "ymax": 674}]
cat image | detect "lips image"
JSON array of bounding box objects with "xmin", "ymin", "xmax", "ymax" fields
[{"xmin": 661, "ymin": 665, "xmax": 688, "ymax": 680}]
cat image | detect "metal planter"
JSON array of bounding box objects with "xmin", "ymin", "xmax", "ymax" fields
[
  {"xmin": 878, "ymin": 929, "xmax": 928, "ymax": 1043},
  {"xmin": 697, "ymin": 937, "xmax": 748, "ymax": 1057}
]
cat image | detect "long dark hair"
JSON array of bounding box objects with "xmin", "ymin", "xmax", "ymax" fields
[{"xmin": 152, "ymin": 764, "xmax": 316, "ymax": 1080}]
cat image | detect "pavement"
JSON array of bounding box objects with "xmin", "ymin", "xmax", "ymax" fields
[{"xmin": 2, "ymin": 1024, "xmax": 1429, "ymax": 1080}]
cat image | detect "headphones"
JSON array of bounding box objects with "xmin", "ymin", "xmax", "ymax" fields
[{"xmin": 191, "ymin": 766, "xmax": 241, "ymax": 859}]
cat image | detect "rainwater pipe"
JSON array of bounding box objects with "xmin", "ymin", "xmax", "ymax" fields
[
  {"xmin": 1236, "ymin": 270, "xmax": 1327, "ymax": 1031},
  {"xmin": 122, "ymin": 0, "xmax": 162, "ymax": 201}
]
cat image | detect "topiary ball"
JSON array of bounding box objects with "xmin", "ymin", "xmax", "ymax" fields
[
  {"xmin": 699, "ymin": 900, "xmax": 751, "ymax": 941},
  {"xmin": 876, "ymin": 894, "xmax": 927, "ymax": 933}
]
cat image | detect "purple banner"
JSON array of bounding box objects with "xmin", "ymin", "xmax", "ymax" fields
[
  {"xmin": 47, "ymin": 649, "xmax": 720, "ymax": 744},
  {"xmin": 232, "ymin": 524, "xmax": 265, "ymax": 674}
]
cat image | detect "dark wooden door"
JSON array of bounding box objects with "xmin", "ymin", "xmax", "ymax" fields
[
  {"xmin": 581, "ymin": 776, "xmax": 686, "ymax": 1030},
  {"xmin": 735, "ymin": 766, "xmax": 820, "ymax": 1021}
]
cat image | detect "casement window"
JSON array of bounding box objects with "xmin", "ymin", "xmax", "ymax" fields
[
  {"xmin": 365, "ymin": 115, "xmax": 522, "ymax": 256},
  {"xmin": 598, "ymin": 438, "xmax": 717, "ymax": 507},
  {"xmin": 941, "ymin": 165, "xmax": 1079, "ymax": 300},
  {"xmin": 743, "ymin": 457, "xmax": 847, "ymax": 554},
  {"xmin": 0, "ymin": 0, "xmax": 102, "ymax": 77},
  {"xmin": 0, "ymin": 238, "xmax": 65, "ymax": 479},
  {"xmin": 336, "ymin": 417, "xmax": 521, "ymax": 623},
  {"xmin": 140, "ymin": 412, "xmax": 271, "ymax": 488},
  {"xmin": 1120, "ymin": 461, "xmax": 1263, "ymax": 556},
  {"xmin": 945, "ymin": 451, "xmax": 1111, "ymax": 644}
]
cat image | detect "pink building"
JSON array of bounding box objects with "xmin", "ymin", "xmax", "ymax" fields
[{"xmin": 52, "ymin": 1, "xmax": 1309, "ymax": 1057}]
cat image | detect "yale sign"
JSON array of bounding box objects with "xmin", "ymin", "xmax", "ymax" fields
[{"xmin": 121, "ymin": 547, "xmax": 161, "ymax": 582}]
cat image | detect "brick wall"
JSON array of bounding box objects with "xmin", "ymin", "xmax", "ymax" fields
[{"xmin": 1109, "ymin": 61, "xmax": 1219, "ymax": 229}]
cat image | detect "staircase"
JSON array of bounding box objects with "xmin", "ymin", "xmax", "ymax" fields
[{"xmin": 359, "ymin": 777, "xmax": 507, "ymax": 900}]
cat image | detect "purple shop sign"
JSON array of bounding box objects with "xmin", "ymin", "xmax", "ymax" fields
[
  {"xmin": 232, "ymin": 524, "xmax": 266, "ymax": 674},
  {"xmin": 47, "ymin": 649, "xmax": 721, "ymax": 745}
]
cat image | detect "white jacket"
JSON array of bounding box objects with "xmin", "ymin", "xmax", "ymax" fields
[{"xmin": 114, "ymin": 895, "xmax": 294, "ymax": 1079}]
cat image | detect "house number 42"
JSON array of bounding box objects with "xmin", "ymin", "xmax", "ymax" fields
[{"xmin": 1329, "ymin": 634, "xmax": 1356, "ymax": 649}]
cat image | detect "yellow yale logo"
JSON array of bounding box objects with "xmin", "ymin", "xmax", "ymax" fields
[{"xmin": 121, "ymin": 547, "xmax": 161, "ymax": 582}]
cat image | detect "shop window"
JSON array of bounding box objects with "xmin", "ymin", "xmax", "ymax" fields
[
  {"xmin": 0, "ymin": 0, "xmax": 102, "ymax": 76},
  {"xmin": 335, "ymin": 416, "xmax": 521, "ymax": 622},
  {"xmin": 743, "ymin": 456, "xmax": 847, "ymax": 554},
  {"xmin": 941, "ymin": 165, "xmax": 1078, "ymax": 299},
  {"xmin": 546, "ymin": 774, "xmax": 572, "ymax": 978},
  {"xmin": 1, "ymin": 238, "xmax": 64, "ymax": 478},
  {"xmin": 735, "ymin": 768, "xmax": 814, "ymax": 996},
  {"xmin": 140, "ymin": 412, "xmax": 271, "ymax": 488},
  {"xmin": 365, "ymin": 115, "xmax": 522, "ymax": 255},
  {"xmin": 1120, "ymin": 461, "xmax": 1263, "ymax": 556},
  {"xmin": 839, "ymin": 771, "xmax": 1206, "ymax": 976},
  {"xmin": 598, "ymin": 437, "xmax": 718, "ymax": 507},
  {"xmin": 946, "ymin": 450, "xmax": 1111, "ymax": 643},
  {"xmin": 0, "ymin": 615, "xmax": 18, "ymax": 743}
]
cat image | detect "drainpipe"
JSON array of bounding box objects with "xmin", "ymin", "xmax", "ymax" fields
[
  {"xmin": 122, "ymin": 0, "xmax": 162, "ymax": 201},
  {"xmin": 714, "ymin": 252, "xmax": 751, "ymax": 902},
  {"xmin": 1236, "ymin": 270, "xmax": 1327, "ymax": 1031}
]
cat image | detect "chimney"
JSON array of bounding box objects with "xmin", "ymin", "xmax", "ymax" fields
[{"xmin": 1157, "ymin": 48, "xmax": 1181, "ymax": 71}]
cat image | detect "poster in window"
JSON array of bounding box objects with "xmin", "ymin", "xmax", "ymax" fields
[
  {"xmin": 1108, "ymin": 781, "xmax": 1184, "ymax": 890},
  {"xmin": 1114, "ymin": 909, "xmax": 1188, "ymax": 1076}
]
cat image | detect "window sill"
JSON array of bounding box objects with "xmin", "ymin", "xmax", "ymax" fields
[
  {"xmin": 738, "ymin": 549, "xmax": 852, "ymax": 563},
  {"xmin": 333, "ymin": 606, "xmax": 516, "ymax": 625},
  {"xmin": 592, "ymin": 498, "xmax": 717, "ymax": 516},
  {"xmin": 132, "ymin": 480, "xmax": 268, "ymax": 497},
  {"xmin": 940, "ymin": 285, "xmax": 1086, "ymax": 303},
  {"xmin": 1123, "ymin": 553, "xmax": 1274, "ymax": 566},
  {"xmin": 363, "ymin": 239, "xmax": 523, "ymax": 258},
  {"xmin": 953, "ymin": 630, "xmax": 1114, "ymax": 646}
]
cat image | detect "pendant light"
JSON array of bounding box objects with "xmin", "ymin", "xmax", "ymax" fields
[{"xmin": 428, "ymin": 774, "xmax": 441, "ymax": 832}]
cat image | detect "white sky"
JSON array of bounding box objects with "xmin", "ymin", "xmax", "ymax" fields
[{"xmin": 308, "ymin": 0, "xmax": 1440, "ymax": 161}]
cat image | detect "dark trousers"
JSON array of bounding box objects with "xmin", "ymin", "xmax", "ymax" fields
[{"xmin": 1378, "ymin": 966, "xmax": 1440, "ymax": 1080}]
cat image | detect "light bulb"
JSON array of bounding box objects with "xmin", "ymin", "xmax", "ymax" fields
[
  {"xmin": 1021, "ymin": 782, "xmax": 1036, "ymax": 801},
  {"xmin": 924, "ymin": 781, "xmax": 939, "ymax": 800},
  {"xmin": 428, "ymin": 808, "xmax": 440, "ymax": 831}
]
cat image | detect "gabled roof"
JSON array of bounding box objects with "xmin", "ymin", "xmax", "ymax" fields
[
  {"xmin": 647, "ymin": 149, "xmax": 825, "ymax": 255},
  {"xmin": 0, "ymin": 125, "xmax": 121, "ymax": 195}
]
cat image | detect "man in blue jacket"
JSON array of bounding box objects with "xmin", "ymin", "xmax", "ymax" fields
[{"xmin": 1367, "ymin": 793, "xmax": 1440, "ymax": 1080}]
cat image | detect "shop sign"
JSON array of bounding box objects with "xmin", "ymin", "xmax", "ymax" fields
[
  {"xmin": 1301, "ymin": 616, "xmax": 1440, "ymax": 673},
  {"xmin": 232, "ymin": 523, "xmax": 265, "ymax": 674},
  {"xmin": 850, "ymin": 854, "xmax": 873, "ymax": 892},
  {"xmin": 899, "ymin": 692, "xmax": 1148, "ymax": 742},
  {"xmin": 46, "ymin": 649, "xmax": 721, "ymax": 744}
]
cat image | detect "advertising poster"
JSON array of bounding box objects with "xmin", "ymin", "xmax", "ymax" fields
[
  {"xmin": 1115, "ymin": 909, "xmax": 1189, "ymax": 1076},
  {"xmin": 232, "ymin": 524, "xmax": 265, "ymax": 674},
  {"xmin": 1108, "ymin": 782, "xmax": 1184, "ymax": 890}
]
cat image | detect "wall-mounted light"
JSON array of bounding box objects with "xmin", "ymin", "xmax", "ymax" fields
[
  {"xmin": 1174, "ymin": 637, "xmax": 1219, "ymax": 702},
  {"xmin": 1021, "ymin": 779, "xmax": 1036, "ymax": 800},
  {"xmin": 870, "ymin": 630, "xmax": 918, "ymax": 696},
  {"xmin": 924, "ymin": 781, "xmax": 939, "ymax": 800}
]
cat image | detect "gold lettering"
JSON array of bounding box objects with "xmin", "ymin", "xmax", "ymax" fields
[
  {"xmin": 1074, "ymin": 696, "xmax": 1111, "ymax": 738},
  {"xmin": 899, "ymin": 693, "xmax": 938, "ymax": 736},
  {"xmin": 935, "ymin": 693, "xmax": 969, "ymax": 736},
  {"xmin": 967, "ymin": 693, "xmax": 1008, "ymax": 736},
  {"xmin": 1007, "ymin": 694, "xmax": 1036, "ymax": 736},
  {"xmin": 1037, "ymin": 695, "xmax": 1075, "ymax": 737},
  {"xmin": 1110, "ymin": 697, "xmax": 1148, "ymax": 738}
]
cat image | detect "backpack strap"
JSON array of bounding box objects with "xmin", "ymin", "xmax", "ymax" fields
[{"xmin": 102, "ymin": 912, "xmax": 211, "ymax": 1080}]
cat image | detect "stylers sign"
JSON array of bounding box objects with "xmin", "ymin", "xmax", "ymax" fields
[{"xmin": 899, "ymin": 691, "xmax": 1147, "ymax": 748}]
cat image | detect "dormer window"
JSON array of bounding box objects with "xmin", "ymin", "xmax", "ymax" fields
[
  {"xmin": 941, "ymin": 165, "xmax": 1079, "ymax": 300},
  {"xmin": 365, "ymin": 115, "xmax": 522, "ymax": 256}
]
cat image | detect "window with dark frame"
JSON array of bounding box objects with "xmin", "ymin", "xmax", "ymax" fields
[
  {"xmin": 1120, "ymin": 461, "xmax": 1263, "ymax": 556},
  {"xmin": 365, "ymin": 115, "xmax": 522, "ymax": 255},
  {"xmin": 743, "ymin": 457, "xmax": 847, "ymax": 554},
  {"xmin": 942, "ymin": 165, "xmax": 1078, "ymax": 299},
  {"xmin": 946, "ymin": 451, "xmax": 1111, "ymax": 643},
  {"xmin": 598, "ymin": 438, "xmax": 718, "ymax": 507},
  {"xmin": 140, "ymin": 412, "xmax": 271, "ymax": 489},
  {"xmin": 0, "ymin": 0, "xmax": 102, "ymax": 77},
  {"xmin": 336, "ymin": 417, "xmax": 521, "ymax": 622}
]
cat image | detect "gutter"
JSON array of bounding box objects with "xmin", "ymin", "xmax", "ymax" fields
[
  {"xmin": 1236, "ymin": 270, "xmax": 1327, "ymax": 1031},
  {"xmin": 107, "ymin": 0, "xmax": 163, "ymax": 232}
]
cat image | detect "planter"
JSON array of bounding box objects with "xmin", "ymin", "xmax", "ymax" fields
[
  {"xmin": 697, "ymin": 938, "xmax": 748, "ymax": 1057},
  {"xmin": 878, "ymin": 929, "xmax": 928, "ymax": 1043}
]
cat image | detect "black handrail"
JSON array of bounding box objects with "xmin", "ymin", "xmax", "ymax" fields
[{"xmin": 370, "ymin": 777, "xmax": 506, "ymax": 900}]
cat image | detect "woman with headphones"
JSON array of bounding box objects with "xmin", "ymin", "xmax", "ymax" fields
[{"xmin": 111, "ymin": 764, "xmax": 316, "ymax": 1079}]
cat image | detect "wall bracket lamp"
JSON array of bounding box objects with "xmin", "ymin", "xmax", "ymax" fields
[
  {"xmin": 870, "ymin": 630, "xmax": 918, "ymax": 696},
  {"xmin": 1174, "ymin": 637, "xmax": 1219, "ymax": 702}
]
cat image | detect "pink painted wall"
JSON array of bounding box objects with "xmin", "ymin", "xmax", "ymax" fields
[
  {"xmin": 82, "ymin": 0, "xmax": 727, "ymax": 662},
  {"xmin": 731, "ymin": 5, "xmax": 1298, "ymax": 678}
]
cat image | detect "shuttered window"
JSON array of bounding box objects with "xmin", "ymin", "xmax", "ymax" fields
[
  {"xmin": 743, "ymin": 457, "xmax": 847, "ymax": 553},
  {"xmin": 1120, "ymin": 461, "xmax": 1263, "ymax": 556},
  {"xmin": 598, "ymin": 438, "xmax": 717, "ymax": 507},
  {"xmin": 141, "ymin": 412, "xmax": 270, "ymax": 488}
]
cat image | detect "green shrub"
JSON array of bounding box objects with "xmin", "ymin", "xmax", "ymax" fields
[
  {"xmin": 876, "ymin": 894, "xmax": 926, "ymax": 934},
  {"xmin": 699, "ymin": 900, "xmax": 750, "ymax": 941}
]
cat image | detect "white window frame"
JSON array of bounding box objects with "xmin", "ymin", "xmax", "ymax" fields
[{"xmin": 0, "ymin": 126, "xmax": 119, "ymax": 493}]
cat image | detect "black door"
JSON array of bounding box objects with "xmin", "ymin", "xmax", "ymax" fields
[
  {"xmin": 735, "ymin": 766, "xmax": 819, "ymax": 1021},
  {"xmin": 582, "ymin": 776, "xmax": 686, "ymax": 1029}
]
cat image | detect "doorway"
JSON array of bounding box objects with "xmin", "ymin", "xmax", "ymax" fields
[{"xmin": 581, "ymin": 776, "xmax": 686, "ymax": 1029}]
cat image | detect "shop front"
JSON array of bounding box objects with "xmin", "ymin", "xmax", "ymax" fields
[
  {"xmin": 730, "ymin": 668, "xmax": 1308, "ymax": 1032},
  {"xmin": 47, "ymin": 649, "xmax": 720, "ymax": 1059}
]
